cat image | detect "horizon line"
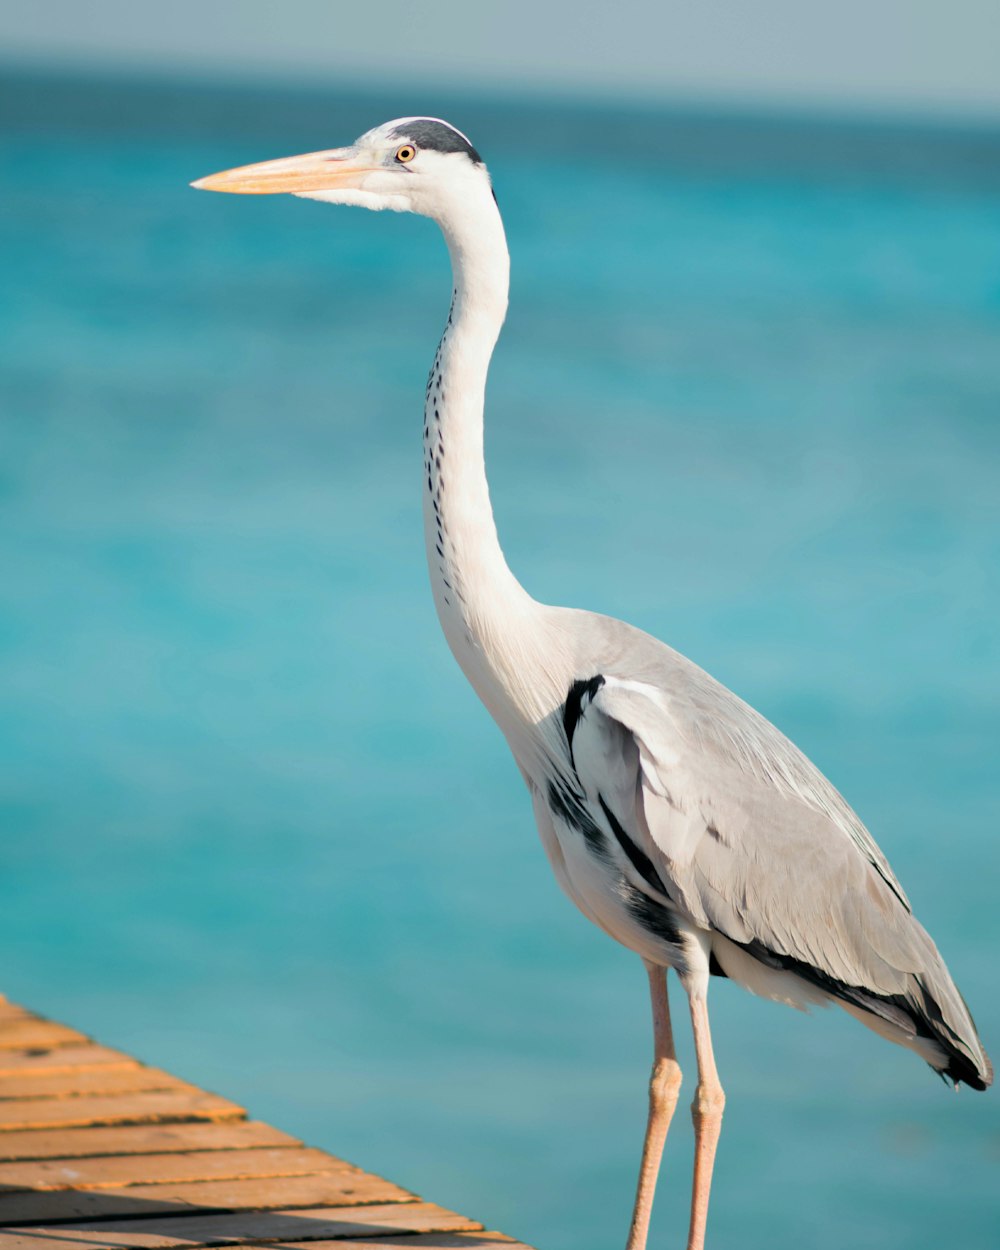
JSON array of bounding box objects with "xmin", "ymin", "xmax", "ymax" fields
[{"xmin": 5, "ymin": 50, "xmax": 1000, "ymax": 136}]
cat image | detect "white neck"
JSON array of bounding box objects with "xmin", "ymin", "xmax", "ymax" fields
[{"xmin": 422, "ymin": 188, "xmax": 550, "ymax": 726}]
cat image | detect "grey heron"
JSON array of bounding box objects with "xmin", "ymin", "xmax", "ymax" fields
[{"xmin": 194, "ymin": 118, "xmax": 993, "ymax": 1250}]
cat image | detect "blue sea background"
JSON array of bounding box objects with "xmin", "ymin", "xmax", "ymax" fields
[{"xmin": 1, "ymin": 68, "xmax": 999, "ymax": 1249}]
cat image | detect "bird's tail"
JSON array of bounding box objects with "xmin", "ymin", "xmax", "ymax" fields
[{"xmin": 903, "ymin": 925, "xmax": 992, "ymax": 1091}]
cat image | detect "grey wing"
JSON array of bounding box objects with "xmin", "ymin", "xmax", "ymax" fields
[{"xmin": 567, "ymin": 672, "xmax": 991, "ymax": 1090}]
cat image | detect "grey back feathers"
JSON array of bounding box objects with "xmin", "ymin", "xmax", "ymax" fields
[{"xmin": 546, "ymin": 607, "xmax": 993, "ymax": 1091}]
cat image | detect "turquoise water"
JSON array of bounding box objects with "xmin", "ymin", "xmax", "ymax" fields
[{"xmin": 2, "ymin": 69, "xmax": 999, "ymax": 1249}]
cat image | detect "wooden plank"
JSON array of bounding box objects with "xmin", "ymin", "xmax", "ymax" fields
[
  {"xmin": 0, "ymin": 1002, "xmax": 534, "ymax": 1248},
  {"xmin": 0, "ymin": 1021, "xmax": 89, "ymax": 1051},
  {"xmin": 0, "ymin": 1088, "xmax": 244, "ymax": 1131},
  {"xmin": 279, "ymin": 1237, "xmax": 528, "ymax": 1249},
  {"xmin": 0, "ymin": 1044, "xmax": 140, "ymax": 1076},
  {"xmin": 0, "ymin": 1146, "xmax": 348, "ymax": 1192},
  {"xmin": 0, "ymin": 1169, "xmax": 412, "ymax": 1225},
  {"xmin": 0, "ymin": 1201, "xmax": 482, "ymax": 1248},
  {"xmin": 0, "ymin": 1066, "xmax": 190, "ymax": 1101},
  {"xmin": 0, "ymin": 1005, "xmax": 33, "ymax": 1023},
  {"xmin": 0, "ymin": 1120, "xmax": 297, "ymax": 1162}
]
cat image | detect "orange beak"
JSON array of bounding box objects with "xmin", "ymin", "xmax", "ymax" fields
[{"xmin": 191, "ymin": 147, "xmax": 379, "ymax": 195}]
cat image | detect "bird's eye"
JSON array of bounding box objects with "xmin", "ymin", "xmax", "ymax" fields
[{"xmin": 395, "ymin": 145, "xmax": 416, "ymax": 164}]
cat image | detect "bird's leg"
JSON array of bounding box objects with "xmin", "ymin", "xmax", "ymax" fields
[
  {"xmin": 685, "ymin": 993, "xmax": 725, "ymax": 1250},
  {"xmin": 625, "ymin": 961, "xmax": 682, "ymax": 1250}
]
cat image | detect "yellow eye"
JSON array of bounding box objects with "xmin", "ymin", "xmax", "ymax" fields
[{"xmin": 395, "ymin": 144, "xmax": 416, "ymax": 164}]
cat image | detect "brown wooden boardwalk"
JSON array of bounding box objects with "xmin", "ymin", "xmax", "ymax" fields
[{"xmin": 0, "ymin": 996, "xmax": 533, "ymax": 1250}]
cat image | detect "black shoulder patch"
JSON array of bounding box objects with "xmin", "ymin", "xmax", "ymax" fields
[
  {"xmin": 391, "ymin": 119, "xmax": 484, "ymax": 165},
  {"xmin": 563, "ymin": 675, "xmax": 605, "ymax": 760}
]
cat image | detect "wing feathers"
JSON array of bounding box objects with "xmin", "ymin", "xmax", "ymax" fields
[{"xmin": 567, "ymin": 672, "xmax": 991, "ymax": 1089}]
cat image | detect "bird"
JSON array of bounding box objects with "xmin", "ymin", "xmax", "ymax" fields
[{"xmin": 193, "ymin": 117, "xmax": 993, "ymax": 1250}]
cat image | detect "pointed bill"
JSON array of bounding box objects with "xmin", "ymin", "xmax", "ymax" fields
[{"xmin": 191, "ymin": 147, "xmax": 379, "ymax": 195}]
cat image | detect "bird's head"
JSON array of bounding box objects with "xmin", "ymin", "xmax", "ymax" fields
[{"xmin": 192, "ymin": 116, "xmax": 493, "ymax": 221}]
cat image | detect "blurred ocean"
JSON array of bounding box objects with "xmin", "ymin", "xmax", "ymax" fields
[{"xmin": 1, "ymin": 68, "xmax": 999, "ymax": 1250}]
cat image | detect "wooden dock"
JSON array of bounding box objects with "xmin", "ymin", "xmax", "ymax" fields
[{"xmin": 0, "ymin": 996, "xmax": 533, "ymax": 1249}]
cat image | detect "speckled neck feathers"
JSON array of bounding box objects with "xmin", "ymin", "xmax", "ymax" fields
[{"xmin": 421, "ymin": 184, "xmax": 548, "ymax": 728}]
